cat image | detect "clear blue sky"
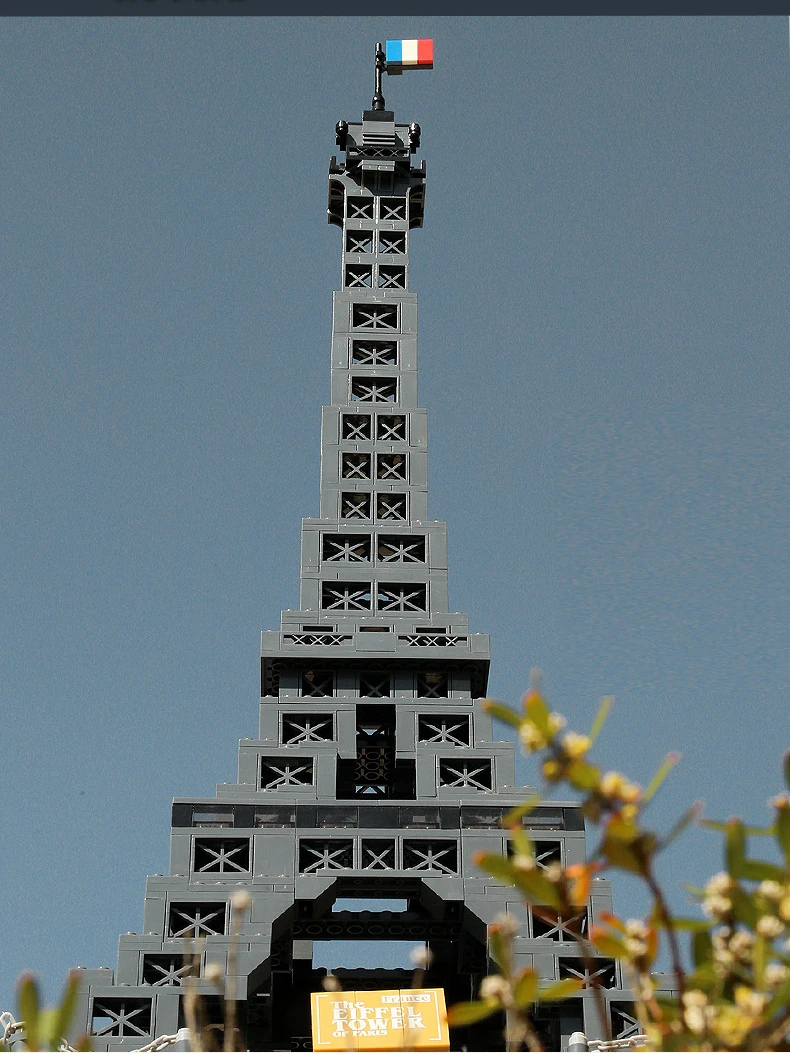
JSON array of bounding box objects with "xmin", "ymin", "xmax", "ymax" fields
[{"xmin": 2, "ymin": 16, "xmax": 789, "ymax": 1012}]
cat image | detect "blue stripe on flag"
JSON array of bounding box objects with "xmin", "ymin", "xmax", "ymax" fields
[{"xmin": 385, "ymin": 40, "xmax": 403, "ymax": 64}]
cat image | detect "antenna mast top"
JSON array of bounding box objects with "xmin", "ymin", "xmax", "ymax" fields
[{"xmin": 372, "ymin": 41, "xmax": 386, "ymax": 111}]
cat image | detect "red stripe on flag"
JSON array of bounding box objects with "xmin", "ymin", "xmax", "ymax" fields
[{"xmin": 418, "ymin": 39, "xmax": 434, "ymax": 66}]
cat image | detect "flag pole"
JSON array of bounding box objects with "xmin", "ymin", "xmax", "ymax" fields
[{"xmin": 372, "ymin": 42, "xmax": 386, "ymax": 111}]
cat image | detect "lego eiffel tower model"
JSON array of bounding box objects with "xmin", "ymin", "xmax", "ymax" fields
[{"xmin": 74, "ymin": 56, "xmax": 641, "ymax": 1053}]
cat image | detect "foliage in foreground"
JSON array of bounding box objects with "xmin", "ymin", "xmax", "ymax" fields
[
  {"xmin": 447, "ymin": 676, "xmax": 790, "ymax": 1051},
  {"xmin": 6, "ymin": 683, "xmax": 790, "ymax": 1052},
  {"xmin": 0, "ymin": 972, "xmax": 89, "ymax": 1051}
]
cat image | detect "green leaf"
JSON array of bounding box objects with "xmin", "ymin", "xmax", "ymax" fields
[
  {"xmin": 725, "ymin": 819, "xmax": 747, "ymax": 878},
  {"xmin": 730, "ymin": 885, "xmax": 758, "ymax": 929},
  {"xmin": 567, "ymin": 760, "xmax": 601, "ymax": 792},
  {"xmin": 591, "ymin": 933, "xmax": 628, "ymax": 958},
  {"xmin": 776, "ymin": 800, "xmax": 790, "ymax": 865},
  {"xmin": 510, "ymin": 827, "xmax": 536, "ymax": 858},
  {"xmin": 537, "ymin": 978, "xmax": 583, "ymax": 1002},
  {"xmin": 475, "ymin": 852, "xmax": 517, "ymax": 886},
  {"xmin": 766, "ymin": 971, "xmax": 790, "ymax": 1020},
  {"xmin": 658, "ymin": 801, "xmax": 703, "ymax": 852},
  {"xmin": 478, "ymin": 849, "xmax": 561, "ymax": 909},
  {"xmin": 601, "ymin": 826, "xmax": 654, "ymax": 875},
  {"xmin": 488, "ymin": 927, "xmax": 511, "ymax": 974},
  {"xmin": 18, "ymin": 974, "xmax": 40, "ymax": 1052},
  {"xmin": 691, "ymin": 928, "xmax": 712, "ymax": 969},
  {"xmin": 482, "ymin": 700, "xmax": 522, "ymax": 728},
  {"xmin": 446, "ymin": 1000, "xmax": 499, "ymax": 1028},
  {"xmin": 512, "ymin": 969, "xmax": 538, "ymax": 1008},
  {"xmin": 513, "ymin": 867, "xmax": 562, "ymax": 910},
  {"xmin": 686, "ymin": 963, "xmax": 717, "ymax": 994},
  {"xmin": 643, "ymin": 752, "xmax": 680, "ymax": 804},
  {"xmin": 741, "ymin": 859, "xmax": 787, "ymax": 882},
  {"xmin": 701, "ymin": 819, "xmax": 774, "ymax": 836},
  {"xmin": 666, "ymin": 917, "xmax": 712, "ymax": 932},
  {"xmin": 38, "ymin": 1008, "xmax": 59, "ymax": 1050},
  {"xmin": 525, "ymin": 691, "xmax": 551, "ymax": 736},
  {"xmin": 52, "ymin": 971, "xmax": 80, "ymax": 1048},
  {"xmin": 503, "ymin": 798, "xmax": 542, "ymax": 826},
  {"xmin": 753, "ymin": 934, "xmax": 767, "ymax": 990},
  {"xmin": 589, "ymin": 695, "xmax": 613, "ymax": 745}
]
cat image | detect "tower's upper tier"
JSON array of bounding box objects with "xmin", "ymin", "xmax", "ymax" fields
[{"xmin": 328, "ymin": 108, "xmax": 426, "ymax": 229}]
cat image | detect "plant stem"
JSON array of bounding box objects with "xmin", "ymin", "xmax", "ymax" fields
[
  {"xmin": 754, "ymin": 1005, "xmax": 790, "ymax": 1051},
  {"xmin": 645, "ymin": 870, "xmax": 686, "ymax": 1002},
  {"xmin": 570, "ymin": 927, "xmax": 612, "ymax": 1042},
  {"xmin": 507, "ymin": 1007, "xmax": 543, "ymax": 1052}
]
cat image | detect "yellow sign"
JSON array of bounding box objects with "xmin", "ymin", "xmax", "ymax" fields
[{"xmin": 311, "ymin": 988, "xmax": 450, "ymax": 1052}]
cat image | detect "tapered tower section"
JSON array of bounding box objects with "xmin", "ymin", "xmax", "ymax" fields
[{"xmin": 74, "ymin": 84, "xmax": 641, "ymax": 1053}]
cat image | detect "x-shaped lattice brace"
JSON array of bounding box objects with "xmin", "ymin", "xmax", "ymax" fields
[
  {"xmin": 378, "ymin": 586, "xmax": 424, "ymax": 611},
  {"xmin": 302, "ymin": 843, "xmax": 353, "ymax": 872},
  {"xmin": 378, "ymin": 270, "xmax": 405, "ymax": 289},
  {"xmin": 145, "ymin": 958, "xmax": 197, "ymax": 987},
  {"xmin": 377, "ymin": 455, "xmax": 406, "ymax": 479},
  {"xmin": 361, "ymin": 842, "xmax": 396, "ymax": 869},
  {"xmin": 612, "ymin": 1006, "xmax": 641, "ymax": 1040},
  {"xmin": 379, "ymin": 234, "xmax": 405, "ymax": 254},
  {"xmin": 560, "ymin": 959, "xmax": 617, "ymax": 988},
  {"xmin": 353, "ymin": 380, "xmax": 395, "ymax": 402},
  {"xmin": 343, "ymin": 418, "xmax": 371, "ymax": 440},
  {"xmin": 405, "ymin": 844, "xmax": 455, "ymax": 873},
  {"xmin": 302, "ymin": 672, "xmax": 334, "ymax": 695},
  {"xmin": 410, "ymin": 634, "xmax": 462, "ymax": 646},
  {"xmin": 534, "ymin": 844, "xmax": 562, "ymax": 870},
  {"xmin": 440, "ymin": 762, "xmax": 491, "ymax": 790},
  {"xmin": 169, "ymin": 906, "xmax": 225, "ymax": 939},
  {"xmin": 417, "ymin": 676, "xmax": 447, "ymax": 698},
  {"xmin": 341, "ymin": 495, "xmax": 371, "ymax": 519},
  {"xmin": 360, "ymin": 674, "xmax": 390, "ymax": 698},
  {"xmin": 376, "ymin": 497, "xmax": 407, "ymax": 521},
  {"xmin": 323, "ymin": 585, "xmax": 371, "ymax": 610},
  {"xmin": 262, "ymin": 762, "xmax": 312, "ymax": 788},
  {"xmin": 377, "ymin": 416, "xmax": 405, "ymax": 440},
  {"xmin": 285, "ymin": 717, "xmax": 332, "ymax": 743},
  {"xmin": 353, "ymin": 342, "xmax": 396, "ymax": 365},
  {"xmin": 342, "ymin": 454, "xmax": 371, "ymax": 478},
  {"xmin": 380, "ymin": 202, "xmax": 405, "ymax": 221},
  {"xmin": 419, "ymin": 718, "xmax": 469, "ymax": 745},
  {"xmin": 348, "ymin": 202, "xmax": 372, "ymax": 220},
  {"xmin": 325, "ymin": 538, "xmax": 369, "ymax": 562},
  {"xmin": 196, "ymin": 842, "xmax": 249, "ymax": 873},
  {"xmin": 378, "ymin": 539, "xmax": 422, "ymax": 562},
  {"xmin": 92, "ymin": 1002, "xmax": 150, "ymax": 1038},
  {"xmin": 354, "ymin": 307, "xmax": 397, "ymax": 329},
  {"xmin": 346, "ymin": 268, "xmax": 372, "ymax": 288},
  {"xmin": 347, "ymin": 233, "xmax": 373, "ymax": 253},
  {"xmin": 532, "ymin": 909, "xmax": 586, "ymax": 941}
]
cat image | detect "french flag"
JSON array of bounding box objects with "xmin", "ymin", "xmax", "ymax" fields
[{"xmin": 385, "ymin": 39, "xmax": 434, "ymax": 71}]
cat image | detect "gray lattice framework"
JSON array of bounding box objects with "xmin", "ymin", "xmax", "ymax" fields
[{"xmin": 73, "ymin": 102, "xmax": 667, "ymax": 1053}]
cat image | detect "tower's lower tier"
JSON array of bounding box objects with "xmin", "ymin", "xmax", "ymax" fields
[{"xmin": 70, "ymin": 794, "xmax": 666, "ymax": 1052}]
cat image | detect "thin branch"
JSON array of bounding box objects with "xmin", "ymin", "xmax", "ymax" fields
[
  {"xmin": 571, "ymin": 929, "xmax": 613, "ymax": 1043},
  {"xmin": 644, "ymin": 869, "xmax": 686, "ymax": 1002}
]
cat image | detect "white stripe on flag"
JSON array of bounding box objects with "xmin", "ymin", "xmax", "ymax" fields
[{"xmin": 402, "ymin": 40, "xmax": 419, "ymax": 65}]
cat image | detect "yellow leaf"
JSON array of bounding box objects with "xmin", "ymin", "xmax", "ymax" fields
[{"xmin": 446, "ymin": 1000, "xmax": 498, "ymax": 1027}]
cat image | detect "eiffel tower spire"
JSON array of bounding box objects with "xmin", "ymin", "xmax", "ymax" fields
[{"xmin": 73, "ymin": 72, "xmax": 638, "ymax": 1053}]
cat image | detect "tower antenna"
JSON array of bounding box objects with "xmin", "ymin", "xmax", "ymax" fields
[{"xmin": 372, "ymin": 41, "xmax": 386, "ymax": 111}]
